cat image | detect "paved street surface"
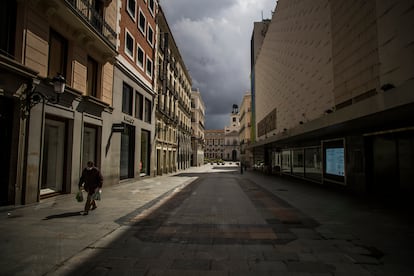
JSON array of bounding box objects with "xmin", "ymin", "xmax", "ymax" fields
[{"xmin": 1, "ymin": 164, "xmax": 413, "ymax": 275}]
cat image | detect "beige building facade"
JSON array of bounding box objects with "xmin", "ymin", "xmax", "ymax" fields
[
  {"xmin": 191, "ymin": 88, "xmax": 205, "ymax": 166},
  {"xmin": 252, "ymin": 0, "xmax": 414, "ymax": 198},
  {"xmin": 0, "ymin": 0, "xmax": 118, "ymax": 205},
  {"xmin": 0, "ymin": 0, "xmax": 194, "ymax": 206},
  {"xmin": 155, "ymin": 7, "xmax": 192, "ymax": 175},
  {"xmin": 239, "ymin": 93, "xmax": 253, "ymax": 166}
]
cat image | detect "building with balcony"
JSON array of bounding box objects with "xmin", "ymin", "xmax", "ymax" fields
[
  {"xmin": 191, "ymin": 88, "xmax": 205, "ymax": 166},
  {"xmin": 0, "ymin": 0, "xmax": 118, "ymax": 205},
  {"xmin": 154, "ymin": 6, "xmax": 192, "ymax": 175},
  {"xmin": 252, "ymin": 0, "xmax": 414, "ymax": 199},
  {"xmin": 204, "ymin": 130, "xmax": 225, "ymax": 161},
  {"xmin": 224, "ymin": 105, "xmax": 240, "ymax": 161},
  {"xmin": 239, "ymin": 93, "xmax": 253, "ymax": 166},
  {"xmin": 112, "ymin": 0, "xmax": 158, "ymax": 181}
]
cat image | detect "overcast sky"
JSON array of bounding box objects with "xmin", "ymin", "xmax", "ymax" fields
[{"xmin": 160, "ymin": 0, "xmax": 276, "ymax": 130}]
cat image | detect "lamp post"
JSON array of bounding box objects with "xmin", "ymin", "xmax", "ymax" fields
[
  {"xmin": 20, "ymin": 74, "xmax": 65, "ymax": 204},
  {"xmin": 21, "ymin": 74, "xmax": 66, "ymax": 117}
]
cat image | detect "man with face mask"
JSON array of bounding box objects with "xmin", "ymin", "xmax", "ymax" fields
[{"xmin": 78, "ymin": 161, "xmax": 103, "ymax": 215}]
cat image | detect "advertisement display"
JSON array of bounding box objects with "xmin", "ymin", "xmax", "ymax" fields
[
  {"xmin": 325, "ymin": 148, "xmax": 344, "ymax": 176},
  {"xmin": 322, "ymin": 139, "xmax": 346, "ymax": 184}
]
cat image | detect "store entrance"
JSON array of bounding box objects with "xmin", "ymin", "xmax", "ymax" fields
[
  {"xmin": 120, "ymin": 124, "xmax": 135, "ymax": 179},
  {"xmin": 0, "ymin": 97, "xmax": 14, "ymax": 205},
  {"xmin": 367, "ymin": 130, "xmax": 414, "ymax": 202}
]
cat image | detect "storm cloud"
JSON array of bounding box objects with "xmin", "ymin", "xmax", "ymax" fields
[{"xmin": 161, "ymin": 0, "xmax": 276, "ymax": 129}]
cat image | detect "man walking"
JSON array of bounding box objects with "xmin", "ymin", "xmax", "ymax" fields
[{"xmin": 78, "ymin": 161, "xmax": 103, "ymax": 215}]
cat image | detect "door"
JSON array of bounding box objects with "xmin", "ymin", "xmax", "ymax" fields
[
  {"xmin": 140, "ymin": 130, "xmax": 150, "ymax": 176},
  {"xmin": 0, "ymin": 97, "xmax": 14, "ymax": 205},
  {"xmin": 41, "ymin": 119, "xmax": 66, "ymax": 195},
  {"xmin": 120, "ymin": 124, "xmax": 135, "ymax": 179}
]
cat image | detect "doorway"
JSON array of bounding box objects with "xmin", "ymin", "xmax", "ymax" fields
[
  {"xmin": 0, "ymin": 97, "xmax": 14, "ymax": 205},
  {"xmin": 41, "ymin": 119, "xmax": 66, "ymax": 196},
  {"xmin": 367, "ymin": 131, "xmax": 414, "ymax": 201},
  {"xmin": 120, "ymin": 124, "xmax": 135, "ymax": 179},
  {"xmin": 140, "ymin": 130, "xmax": 150, "ymax": 176}
]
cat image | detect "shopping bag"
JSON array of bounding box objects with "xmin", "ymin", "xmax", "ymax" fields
[
  {"xmin": 76, "ymin": 190, "xmax": 83, "ymax": 202},
  {"xmin": 92, "ymin": 190, "xmax": 101, "ymax": 201}
]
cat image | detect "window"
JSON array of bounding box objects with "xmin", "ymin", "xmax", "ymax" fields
[
  {"xmin": 148, "ymin": 0, "xmax": 155, "ymax": 16},
  {"xmin": 135, "ymin": 92, "xmax": 143, "ymax": 120},
  {"xmin": 126, "ymin": 0, "xmax": 136, "ymax": 20},
  {"xmin": 122, "ymin": 82, "xmax": 133, "ymax": 115},
  {"xmin": 0, "ymin": 1, "xmax": 17, "ymax": 57},
  {"xmin": 87, "ymin": 56, "xmax": 98, "ymax": 97},
  {"xmin": 146, "ymin": 56, "xmax": 153, "ymax": 78},
  {"xmin": 147, "ymin": 24, "xmax": 154, "ymax": 47},
  {"xmin": 144, "ymin": 98, "xmax": 152, "ymax": 123},
  {"xmin": 138, "ymin": 9, "xmax": 146, "ymax": 35},
  {"xmin": 136, "ymin": 44, "xmax": 144, "ymax": 70},
  {"xmin": 48, "ymin": 30, "xmax": 68, "ymax": 79},
  {"xmin": 125, "ymin": 30, "xmax": 134, "ymax": 60},
  {"xmin": 82, "ymin": 124, "xmax": 98, "ymax": 170}
]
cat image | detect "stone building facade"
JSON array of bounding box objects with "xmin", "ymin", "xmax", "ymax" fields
[
  {"xmin": 204, "ymin": 130, "xmax": 225, "ymax": 161},
  {"xmin": 113, "ymin": 0, "xmax": 158, "ymax": 180},
  {"xmin": 191, "ymin": 88, "xmax": 205, "ymax": 166},
  {"xmin": 239, "ymin": 93, "xmax": 253, "ymax": 166},
  {"xmin": 224, "ymin": 105, "xmax": 240, "ymax": 161},
  {"xmin": 0, "ymin": 0, "xmax": 118, "ymax": 205},
  {"xmin": 0, "ymin": 0, "xmax": 193, "ymax": 206},
  {"xmin": 252, "ymin": 0, "xmax": 414, "ymax": 199},
  {"xmin": 154, "ymin": 6, "xmax": 192, "ymax": 175}
]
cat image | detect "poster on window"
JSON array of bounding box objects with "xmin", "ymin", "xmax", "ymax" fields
[{"xmin": 325, "ymin": 148, "xmax": 344, "ymax": 176}]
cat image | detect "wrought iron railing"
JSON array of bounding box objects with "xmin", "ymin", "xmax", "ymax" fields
[{"xmin": 66, "ymin": 0, "xmax": 116, "ymax": 49}]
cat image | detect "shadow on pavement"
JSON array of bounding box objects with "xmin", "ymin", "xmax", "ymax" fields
[{"xmin": 43, "ymin": 211, "xmax": 83, "ymax": 220}]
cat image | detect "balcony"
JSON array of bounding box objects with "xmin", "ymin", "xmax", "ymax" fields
[{"xmin": 41, "ymin": 0, "xmax": 117, "ymax": 60}]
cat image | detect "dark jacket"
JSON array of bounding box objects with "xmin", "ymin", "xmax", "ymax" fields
[{"xmin": 78, "ymin": 167, "xmax": 103, "ymax": 194}]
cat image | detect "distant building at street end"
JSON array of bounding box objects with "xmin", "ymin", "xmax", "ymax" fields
[
  {"xmin": 204, "ymin": 130, "xmax": 225, "ymax": 161},
  {"xmin": 224, "ymin": 105, "xmax": 240, "ymax": 161},
  {"xmin": 251, "ymin": 0, "xmax": 414, "ymax": 199},
  {"xmin": 191, "ymin": 88, "xmax": 205, "ymax": 166}
]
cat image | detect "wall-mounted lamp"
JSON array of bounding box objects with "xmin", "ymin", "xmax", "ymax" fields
[{"xmin": 21, "ymin": 74, "xmax": 65, "ymax": 117}]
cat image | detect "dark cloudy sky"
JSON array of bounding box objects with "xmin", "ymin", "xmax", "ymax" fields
[{"xmin": 161, "ymin": 0, "xmax": 276, "ymax": 130}]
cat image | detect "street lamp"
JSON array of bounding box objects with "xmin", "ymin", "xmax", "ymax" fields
[{"xmin": 21, "ymin": 74, "xmax": 66, "ymax": 117}]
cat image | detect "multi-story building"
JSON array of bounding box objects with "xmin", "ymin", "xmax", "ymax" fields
[
  {"xmin": 250, "ymin": 19, "xmax": 271, "ymax": 144},
  {"xmin": 155, "ymin": 6, "xmax": 192, "ymax": 175},
  {"xmin": 252, "ymin": 0, "xmax": 414, "ymax": 199},
  {"xmin": 204, "ymin": 130, "xmax": 225, "ymax": 160},
  {"xmin": 113, "ymin": 0, "xmax": 158, "ymax": 181},
  {"xmin": 224, "ymin": 105, "xmax": 240, "ymax": 161},
  {"xmin": 239, "ymin": 93, "xmax": 253, "ymax": 166},
  {"xmin": 0, "ymin": 0, "xmax": 118, "ymax": 205},
  {"xmin": 190, "ymin": 88, "xmax": 205, "ymax": 166}
]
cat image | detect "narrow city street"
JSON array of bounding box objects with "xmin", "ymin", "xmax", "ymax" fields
[{"xmin": 1, "ymin": 164, "xmax": 413, "ymax": 275}]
